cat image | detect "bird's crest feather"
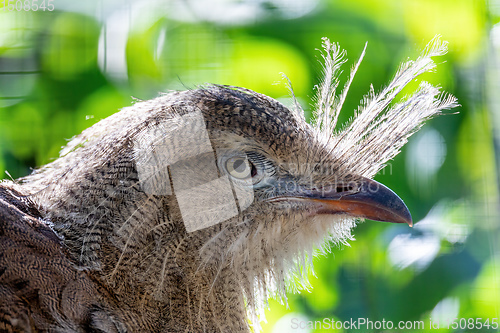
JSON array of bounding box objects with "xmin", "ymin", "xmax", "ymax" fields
[{"xmin": 310, "ymin": 36, "xmax": 458, "ymax": 177}]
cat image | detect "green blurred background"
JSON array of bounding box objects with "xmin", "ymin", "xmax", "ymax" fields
[{"xmin": 1, "ymin": 0, "xmax": 499, "ymax": 332}]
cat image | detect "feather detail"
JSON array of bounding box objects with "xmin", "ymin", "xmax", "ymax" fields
[
  {"xmin": 281, "ymin": 73, "xmax": 305, "ymax": 122},
  {"xmin": 313, "ymin": 38, "xmax": 346, "ymax": 135},
  {"xmin": 334, "ymin": 41, "xmax": 367, "ymax": 128},
  {"xmin": 311, "ymin": 36, "xmax": 458, "ymax": 177}
]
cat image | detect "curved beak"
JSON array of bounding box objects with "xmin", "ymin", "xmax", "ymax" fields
[{"xmin": 270, "ymin": 177, "xmax": 412, "ymax": 226}]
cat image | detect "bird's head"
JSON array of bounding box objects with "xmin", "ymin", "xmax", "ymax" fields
[
  {"xmin": 138, "ymin": 84, "xmax": 410, "ymax": 301},
  {"xmin": 22, "ymin": 37, "xmax": 457, "ymax": 328},
  {"xmin": 136, "ymin": 84, "xmax": 413, "ymax": 267},
  {"xmin": 127, "ymin": 37, "xmax": 456, "ymax": 309}
]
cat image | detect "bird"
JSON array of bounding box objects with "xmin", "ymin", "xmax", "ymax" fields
[{"xmin": 0, "ymin": 37, "xmax": 457, "ymax": 332}]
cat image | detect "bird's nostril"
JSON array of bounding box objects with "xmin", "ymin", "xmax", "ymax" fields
[{"xmin": 336, "ymin": 185, "xmax": 353, "ymax": 193}]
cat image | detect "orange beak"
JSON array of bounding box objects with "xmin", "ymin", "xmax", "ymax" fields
[{"xmin": 268, "ymin": 176, "xmax": 412, "ymax": 226}]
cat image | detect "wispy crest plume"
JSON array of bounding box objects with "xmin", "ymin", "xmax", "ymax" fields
[{"xmin": 311, "ymin": 36, "xmax": 458, "ymax": 177}]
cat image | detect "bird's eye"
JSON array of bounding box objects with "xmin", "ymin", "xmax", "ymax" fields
[{"xmin": 225, "ymin": 156, "xmax": 255, "ymax": 179}]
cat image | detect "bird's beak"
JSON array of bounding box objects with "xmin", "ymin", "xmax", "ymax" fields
[{"xmin": 270, "ymin": 177, "xmax": 412, "ymax": 226}]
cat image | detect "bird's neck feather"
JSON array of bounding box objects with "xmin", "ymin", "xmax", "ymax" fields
[
  {"xmin": 24, "ymin": 152, "xmax": 255, "ymax": 331},
  {"xmin": 20, "ymin": 113, "xmax": 357, "ymax": 332}
]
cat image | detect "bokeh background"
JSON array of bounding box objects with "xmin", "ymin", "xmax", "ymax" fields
[{"xmin": 1, "ymin": 0, "xmax": 499, "ymax": 332}]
